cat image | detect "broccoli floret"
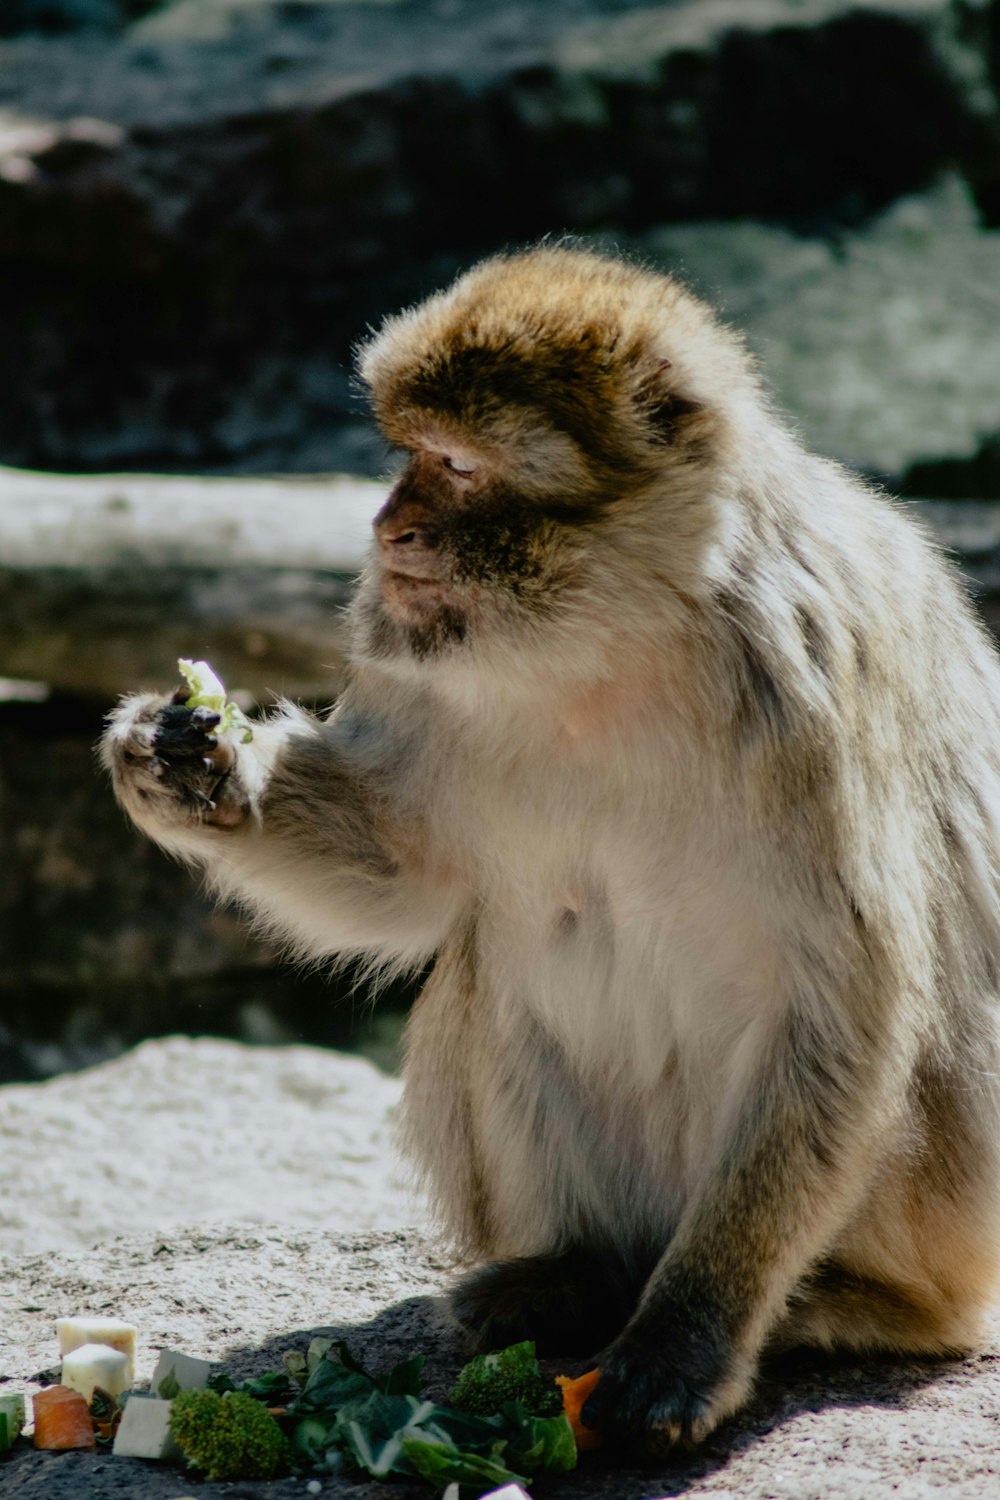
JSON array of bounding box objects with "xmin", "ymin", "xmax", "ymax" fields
[
  {"xmin": 448, "ymin": 1341, "xmax": 563, "ymax": 1418},
  {"xmin": 169, "ymin": 1389, "xmax": 289, "ymax": 1481}
]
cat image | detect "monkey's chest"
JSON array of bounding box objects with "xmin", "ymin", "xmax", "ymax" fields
[{"xmin": 471, "ymin": 812, "xmax": 777, "ymax": 1094}]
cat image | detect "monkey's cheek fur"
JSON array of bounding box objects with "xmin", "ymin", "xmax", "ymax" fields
[
  {"xmin": 379, "ymin": 570, "xmax": 459, "ymax": 626},
  {"xmin": 582, "ymin": 1312, "xmax": 752, "ymax": 1452}
]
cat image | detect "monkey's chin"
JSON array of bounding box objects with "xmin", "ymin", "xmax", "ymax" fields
[{"xmin": 380, "ymin": 571, "xmax": 457, "ymax": 627}]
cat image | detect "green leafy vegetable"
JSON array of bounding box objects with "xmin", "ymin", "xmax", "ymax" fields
[
  {"xmin": 177, "ymin": 658, "xmax": 254, "ymax": 744},
  {"xmin": 285, "ymin": 1340, "xmax": 576, "ymax": 1495},
  {"xmin": 402, "ymin": 1436, "xmax": 530, "ymax": 1494},
  {"xmin": 448, "ymin": 1340, "xmax": 563, "ymax": 1417},
  {"xmin": 207, "ymin": 1367, "xmax": 295, "ymax": 1403},
  {"xmin": 283, "ymin": 1349, "xmax": 309, "ymax": 1389}
]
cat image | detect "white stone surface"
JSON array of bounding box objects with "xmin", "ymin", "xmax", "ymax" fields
[{"xmin": 0, "ymin": 1036, "xmax": 424, "ymax": 1256}]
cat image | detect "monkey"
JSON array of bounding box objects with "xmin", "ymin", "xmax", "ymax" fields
[{"xmin": 101, "ymin": 245, "xmax": 1000, "ymax": 1450}]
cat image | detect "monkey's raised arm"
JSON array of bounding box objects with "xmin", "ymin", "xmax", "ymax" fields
[{"xmin": 101, "ymin": 686, "xmax": 461, "ymax": 968}]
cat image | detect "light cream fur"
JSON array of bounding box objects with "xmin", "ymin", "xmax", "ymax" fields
[{"xmin": 103, "ymin": 247, "xmax": 1000, "ymax": 1443}]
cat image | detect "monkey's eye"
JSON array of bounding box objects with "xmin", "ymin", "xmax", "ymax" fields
[{"xmin": 442, "ymin": 455, "xmax": 477, "ymax": 477}]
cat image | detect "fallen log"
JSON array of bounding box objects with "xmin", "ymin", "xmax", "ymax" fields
[
  {"xmin": 0, "ymin": 467, "xmax": 385, "ymax": 701},
  {"xmin": 2, "ymin": 469, "xmax": 999, "ymax": 702}
]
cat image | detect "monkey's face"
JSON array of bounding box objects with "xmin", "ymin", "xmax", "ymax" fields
[
  {"xmin": 354, "ymin": 247, "xmax": 738, "ymax": 672},
  {"xmin": 359, "ymin": 438, "xmax": 590, "ymax": 664}
]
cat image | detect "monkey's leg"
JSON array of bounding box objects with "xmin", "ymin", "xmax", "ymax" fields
[
  {"xmin": 451, "ymin": 1246, "xmax": 645, "ymax": 1357},
  {"xmin": 580, "ymin": 1006, "xmax": 894, "ymax": 1451},
  {"xmin": 770, "ymin": 1260, "xmax": 981, "ymax": 1357}
]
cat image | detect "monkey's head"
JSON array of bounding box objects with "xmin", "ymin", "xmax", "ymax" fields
[{"xmin": 354, "ymin": 246, "xmax": 756, "ymax": 687}]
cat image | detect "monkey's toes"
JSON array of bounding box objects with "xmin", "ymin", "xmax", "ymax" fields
[{"xmin": 582, "ymin": 1317, "xmax": 741, "ymax": 1452}]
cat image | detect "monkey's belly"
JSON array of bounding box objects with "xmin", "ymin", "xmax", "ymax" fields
[{"xmin": 447, "ymin": 902, "xmax": 767, "ymax": 1259}]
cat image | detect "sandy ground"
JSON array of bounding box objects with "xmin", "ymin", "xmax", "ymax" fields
[
  {"xmin": 3, "ymin": 1038, "xmax": 1000, "ymax": 1498},
  {"xmin": 0, "ymin": 1036, "xmax": 422, "ymax": 1254}
]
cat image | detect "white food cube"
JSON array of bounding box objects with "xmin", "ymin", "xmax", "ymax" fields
[
  {"xmin": 56, "ymin": 1317, "xmax": 137, "ymax": 1381},
  {"xmin": 112, "ymin": 1394, "xmax": 182, "ymax": 1460},
  {"xmin": 150, "ymin": 1349, "xmax": 213, "ymax": 1395},
  {"xmin": 61, "ymin": 1342, "xmax": 131, "ymax": 1402}
]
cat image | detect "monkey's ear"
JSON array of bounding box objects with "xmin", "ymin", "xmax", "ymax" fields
[{"xmin": 634, "ymin": 356, "xmax": 700, "ymax": 444}]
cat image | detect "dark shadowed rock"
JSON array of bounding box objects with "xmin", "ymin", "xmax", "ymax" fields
[{"xmin": 0, "ymin": 0, "xmax": 996, "ymax": 474}]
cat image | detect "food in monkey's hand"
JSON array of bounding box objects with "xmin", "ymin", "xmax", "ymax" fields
[{"xmin": 177, "ymin": 658, "xmax": 253, "ymax": 743}]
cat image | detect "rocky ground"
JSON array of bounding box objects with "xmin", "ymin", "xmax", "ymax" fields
[{"xmin": 2, "ymin": 1038, "xmax": 1000, "ymax": 1499}]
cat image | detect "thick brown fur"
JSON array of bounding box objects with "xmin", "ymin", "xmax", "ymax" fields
[{"xmin": 102, "ymin": 246, "xmax": 1000, "ymax": 1449}]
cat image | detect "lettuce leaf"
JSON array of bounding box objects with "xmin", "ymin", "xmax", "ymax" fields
[
  {"xmin": 177, "ymin": 658, "xmax": 254, "ymax": 743},
  {"xmin": 403, "ymin": 1435, "xmax": 530, "ymax": 1494},
  {"xmin": 287, "ymin": 1341, "xmax": 577, "ymax": 1494}
]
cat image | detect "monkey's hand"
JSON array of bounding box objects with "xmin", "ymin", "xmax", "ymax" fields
[
  {"xmin": 580, "ymin": 1290, "xmax": 751, "ymax": 1452},
  {"xmin": 102, "ymin": 691, "xmax": 251, "ymax": 837}
]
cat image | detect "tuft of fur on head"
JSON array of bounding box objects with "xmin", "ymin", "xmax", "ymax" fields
[{"xmin": 359, "ymin": 244, "xmax": 758, "ymax": 492}]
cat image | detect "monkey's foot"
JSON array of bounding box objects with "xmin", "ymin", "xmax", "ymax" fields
[
  {"xmin": 449, "ymin": 1248, "xmax": 639, "ymax": 1357},
  {"xmin": 103, "ymin": 692, "xmax": 250, "ymax": 831},
  {"xmin": 581, "ymin": 1306, "xmax": 753, "ymax": 1452}
]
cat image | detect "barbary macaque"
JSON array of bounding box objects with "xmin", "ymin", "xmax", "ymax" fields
[{"xmin": 102, "ymin": 247, "xmax": 1000, "ymax": 1448}]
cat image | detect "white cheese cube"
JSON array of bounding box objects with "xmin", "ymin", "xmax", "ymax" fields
[
  {"xmin": 61, "ymin": 1342, "xmax": 131, "ymax": 1402},
  {"xmin": 112, "ymin": 1395, "xmax": 182, "ymax": 1460},
  {"xmin": 56, "ymin": 1317, "xmax": 137, "ymax": 1381},
  {"xmin": 150, "ymin": 1349, "xmax": 213, "ymax": 1395}
]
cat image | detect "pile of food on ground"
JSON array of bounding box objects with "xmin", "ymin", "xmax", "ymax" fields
[{"xmin": 1, "ymin": 1313, "xmax": 603, "ymax": 1499}]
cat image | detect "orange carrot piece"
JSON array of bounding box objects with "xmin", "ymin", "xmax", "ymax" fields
[
  {"xmin": 556, "ymin": 1367, "xmax": 603, "ymax": 1451},
  {"xmin": 33, "ymin": 1385, "xmax": 97, "ymax": 1451}
]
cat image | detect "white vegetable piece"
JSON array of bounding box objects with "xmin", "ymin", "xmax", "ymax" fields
[
  {"xmin": 112, "ymin": 1394, "xmax": 183, "ymax": 1461},
  {"xmin": 478, "ymin": 1487, "xmax": 534, "ymax": 1500},
  {"xmin": 150, "ymin": 1349, "xmax": 213, "ymax": 1395},
  {"xmin": 177, "ymin": 657, "xmax": 254, "ymax": 743},
  {"xmin": 0, "ymin": 1394, "xmax": 25, "ymax": 1451},
  {"xmin": 56, "ymin": 1317, "xmax": 137, "ymax": 1381},
  {"xmin": 61, "ymin": 1342, "xmax": 131, "ymax": 1402},
  {"xmin": 177, "ymin": 657, "xmax": 227, "ymax": 710}
]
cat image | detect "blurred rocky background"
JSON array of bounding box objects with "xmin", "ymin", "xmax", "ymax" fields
[{"xmin": 1, "ymin": 0, "xmax": 999, "ymax": 1081}]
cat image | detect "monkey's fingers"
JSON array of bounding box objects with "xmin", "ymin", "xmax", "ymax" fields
[{"xmin": 154, "ymin": 705, "xmax": 236, "ymax": 774}]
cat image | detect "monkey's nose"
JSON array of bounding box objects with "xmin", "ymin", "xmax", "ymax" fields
[{"xmin": 375, "ymin": 516, "xmax": 444, "ymax": 579}]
